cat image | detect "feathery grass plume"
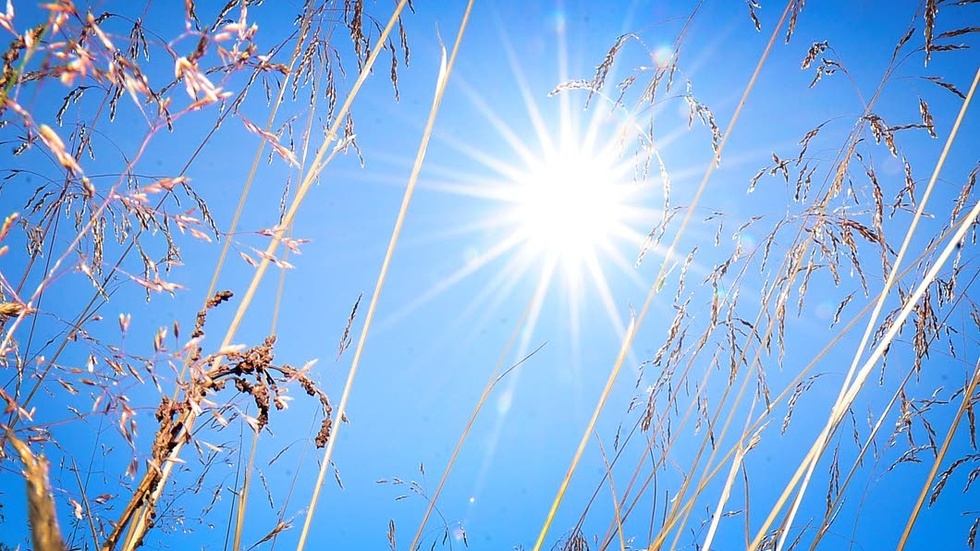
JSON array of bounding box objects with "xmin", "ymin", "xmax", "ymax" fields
[{"xmin": 0, "ymin": 301, "xmax": 31, "ymax": 318}]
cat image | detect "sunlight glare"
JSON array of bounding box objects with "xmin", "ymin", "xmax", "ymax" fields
[{"xmin": 514, "ymin": 145, "xmax": 628, "ymax": 271}]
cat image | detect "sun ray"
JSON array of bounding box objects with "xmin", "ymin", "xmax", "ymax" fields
[
  {"xmin": 376, "ymin": 233, "xmax": 526, "ymax": 331},
  {"xmin": 493, "ymin": 18, "xmax": 560, "ymax": 161}
]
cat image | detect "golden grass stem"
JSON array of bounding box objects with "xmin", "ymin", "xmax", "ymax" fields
[
  {"xmin": 592, "ymin": 429, "xmax": 627, "ymax": 551},
  {"xmin": 68, "ymin": 456, "xmax": 100, "ymax": 551},
  {"xmin": 254, "ymin": 73, "xmax": 326, "ymax": 551},
  {"xmin": 295, "ymin": 2, "xmax": 473, "ymax": 548},
  {"xmin": 532, "ymin": 314, "xmax": 636, "ymax": 551},
  {"xmin": 232, "ymin": 216, "xmax": 296, "ymax": 551}
]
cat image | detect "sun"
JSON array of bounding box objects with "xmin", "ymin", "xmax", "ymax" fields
[
  {"xmin": 513, "ymin": 143, "xmax": 632, "ymax": 273},
  {"xmin": 372, "ymin": 17, "xmax": 665, "ymax": 349}
]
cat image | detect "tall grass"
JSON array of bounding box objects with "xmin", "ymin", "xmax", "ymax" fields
[{"xmin": 1, "ymin": 1, "xmax": 978, "ymax": 550}]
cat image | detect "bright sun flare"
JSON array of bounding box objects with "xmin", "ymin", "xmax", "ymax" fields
[
  {"xmin": 384, "ymin": 32, "xmax": 663, "ymax": 349},
  {"xmin": 514, "ymin": 145, "xmax": 630, "ymax": 271}
]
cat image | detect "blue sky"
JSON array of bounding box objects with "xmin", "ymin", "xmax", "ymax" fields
[{"xmin": 1, "ymin": 1, "xmax": 979, "ymax": 550}]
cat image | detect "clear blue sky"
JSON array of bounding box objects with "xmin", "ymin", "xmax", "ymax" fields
[{"xmin": 1, "ymin": 1, "xmax": 978, "ymax": 550}]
